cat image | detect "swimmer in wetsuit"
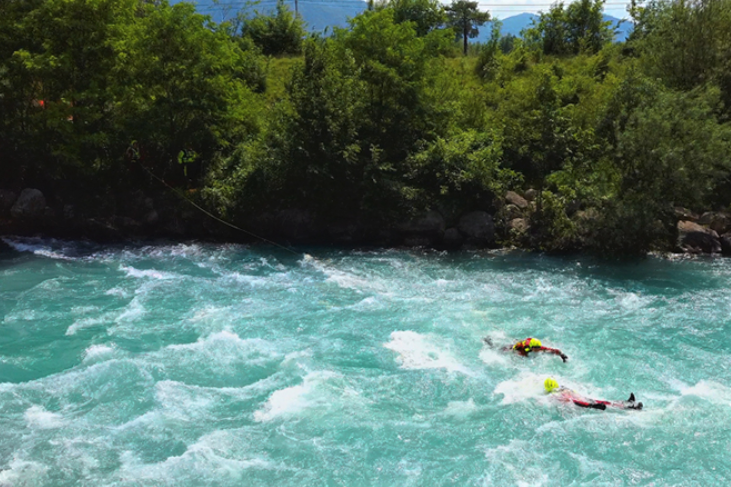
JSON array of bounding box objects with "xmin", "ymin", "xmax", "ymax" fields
[
  {"xmin": 544, "ymin": 377, "xmax": 643, "ymax": 410},
  {"xmin": 483, "ymin": 336, "xmax": 569, "ymax": 362}
]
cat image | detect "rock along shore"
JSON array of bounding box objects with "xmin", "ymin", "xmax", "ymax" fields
[{"xmin": 2, "ymin": 187, "xmax": 730, "ymax": 256}]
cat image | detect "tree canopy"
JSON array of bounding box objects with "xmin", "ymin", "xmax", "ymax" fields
[{"xmin": 446, "ymin": 0, "xmax": 491, "ymax": 55}]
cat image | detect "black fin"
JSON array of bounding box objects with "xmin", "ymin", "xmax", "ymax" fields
[
  {"xmin": 482, "ymin": 337, "xmax": 493, "ymax": 347},
  {"xmin": 628, "ymin": 393, "xmax": 635, "ymax": 403}
]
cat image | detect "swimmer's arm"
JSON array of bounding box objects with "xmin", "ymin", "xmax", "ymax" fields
[{"xmin": 535, "ymin": 346, "xmax": 568, "ymax": 362}]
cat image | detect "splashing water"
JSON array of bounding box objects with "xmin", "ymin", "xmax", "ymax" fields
[{"xmin": 1, "ymin": 237, "xmax": 730, "ymax": 486}]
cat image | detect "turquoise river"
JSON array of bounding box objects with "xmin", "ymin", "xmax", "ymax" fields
[{"xmin": 1, "ymin": 237, "xmax": 730, "ymax": 486}]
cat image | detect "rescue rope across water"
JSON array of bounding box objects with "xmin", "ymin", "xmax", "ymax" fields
[{"xmin": 138, "ymin": 163, "xmax": 301, "ymax": 256}]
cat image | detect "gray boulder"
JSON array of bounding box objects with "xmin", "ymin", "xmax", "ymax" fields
[
  {"xmin": 508, "ymin": 218, "xmax": 529, "ymax": 233},
  {"xmin": 721, "ymin": 232, "xmax": 731, "ymax": 256},
  {"xmin": 458, "ymin": 211, "xmax": 495, "ymax": 244},
  {"xmin": 397, "ymin": 210, "xmax": 445, "ymax": 237},
  {"xmin": 0, "ymin": 190, "xmax": 18, "ymax": 213},
  {"xmin": 503, "ymin": 204, "xmax": 523, "ymax": 220},
  {"xmin": 10, "ymin": 188, "xmax": 46, "ymax": 219},
  {"xmin": 524, "ymin": 189, "xmax": 538, "ymax": 202},
  {"xmin": 698, "ymin": 212, "xmax": 731, "ymax": 235},
  {"xmin": 505, "ymin": 191, "xmax": 529, "ymax": 209},
  {"xmin": 674, "ymin": 207, "xmax": 698, "ymax": 222},
  {"xmin": 442, "ymin": 227, "xmax": 463, "ymax": 249},
  {"xmin": 677, "ymin": 220, "xmax": 721, "ymax": 253}
]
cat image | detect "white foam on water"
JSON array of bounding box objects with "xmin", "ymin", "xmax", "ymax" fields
[
  {"xmin": 158, "ymin": 331, "xmax": 282, "ymax": 378},
  {"xmin": 119, "ymin": 264, "xmax": 180, "ymax": 280},
  {"xmin": 71, "ymin": 305, "xmax": 98, "ymax": 315},
  {"xmin": 253, "ymin": 383, "xmax": 309, "ymax": 422},
  {"xmin": 441, "ymin": 398, "xmax": 478, "ymax": 418},
  {"xmin": 383, "ymin": 331, "xmax": 471, "ymax": 375},
  {"xmin": 115, "ymin": 297, "xmax": 146, "ymax": 323},
  {"xmin": 482, "ymin": 439, "xmax": 552, "ymax": 486},
  {"xmin": 253, "ymin": 371, "xmax": 351, "ymax": 422},
  {"xmin": 154, "ymin": 380, "xmax": 217, "ymax": 421},
  {"xmin": 305, "ymin": 256, "xmax": 390, "ymax": 294},
  {"xmin": 166, "ymin": 330, "xmax": 268, "ymax": 355},
  {"xmin": 67, "ymin": 314, "xmax": 115, "ymax": 335},
  {"xmin": 116, "ymin": 430, "xmax": 278, "ymax": 484},
  {"xmin": 608, "ymin": 288, "xmax": 654, "ymax": 310},
  {"xmin": 1, "ymin": 237, "xmax": 76, "ymax": 260},
  {"xmin": 479, "ymin": 347, "xmax": 510, "ymax": 366},
  {"xmin": 24, "ymin": 405, "xmax": 64, "ymax": 429},
  {"xmin": 82, "ymin": 343, "xmax": 118, "ymax": 363},
  {"xmin": 226, "ymin": 271, "xmax": 273, "ymax": 286},
  {"xmin": 479, "ymin": 346, "xmax": 510, "ymax": 366},
  {"xmin": 105, "ymin": 287, "xmax": 130, "ymax": 298},
  {"xmin": 349, "ymin": 296, "xmax": 382, "ymax": 310},
  {"xmin": 680, "ymin": 380, "xmax": 731, "ymax": 406},
  {"xmin": 0, "ymin": 457, "xmax": 50, "ymax": 486},
  {"xmin": 493, "ymin": 372, "xmax": 553, "ymax": 405}
]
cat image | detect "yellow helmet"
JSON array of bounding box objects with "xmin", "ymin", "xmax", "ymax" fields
[
  {"xmin": 528, "ymin": 338, "xmax": 542, "ymax": 349},
  {"xmin": 544, "ymin": 377, "xmax": 559, "ymax": 393}
]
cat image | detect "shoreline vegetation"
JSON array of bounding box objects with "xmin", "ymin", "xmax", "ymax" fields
[{"xmin": 2, "ymin": 0, "xmax": 731, "ymax": 256}]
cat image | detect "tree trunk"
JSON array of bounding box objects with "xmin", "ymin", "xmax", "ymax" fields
[{"xmin": 463, "ymin": 27, "xmax": 468, "ymax": 55}]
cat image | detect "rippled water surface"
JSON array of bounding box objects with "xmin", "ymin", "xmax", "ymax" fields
[{"xmin": 1, "ymin": 238, "xmax": 730, "ymax": 486}]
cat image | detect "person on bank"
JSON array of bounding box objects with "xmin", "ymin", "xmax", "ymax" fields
[
  {"xmin": 544, "ymin": 377, "xmax": 643, "ymax": 410},
  {"xmin": 177, "ymin": 147, "xmax": 198, "ymax": 179},
  {"xmin": 483, "ymin": 336, "xmax": 568, "ymax": 362},
  {"xmin": 126, "ymin": 140, "xmax": 141, "ymax": 163}
]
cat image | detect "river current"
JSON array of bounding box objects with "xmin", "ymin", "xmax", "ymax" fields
[{"xmin": 1, "ymin": 238, "xmax": 729, "ymax": 486}]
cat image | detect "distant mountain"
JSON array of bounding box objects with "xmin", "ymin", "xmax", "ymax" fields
[
  {"xmin": 174, "ymin": 0, "xmax": 632, "ymax": 42},
  {"xmin": 496, "ymin": 12, "xmax": 537, "ymax": 38},
  {"xmin": 477, "ymin": 13, "xmax": 632, "ymax": 42}
]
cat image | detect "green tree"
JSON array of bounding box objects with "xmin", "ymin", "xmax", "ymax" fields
[
  {"xmin": 1, "ymin": 0, "xmax": 138, "ymax": 186},
  {"xmin": 525, "ymin": 0, "xmax": 614, "ymax": 55},
  {"xmin": 382, "ymin": 0, "xmax": 447, "ymax": 36},
  {"xmin": 115, "ymin": 1, "xmax": 265, "ymax": 176},
  {"xmin": 475, "ymin": 20, "xmax": 502, "ymax": 79},
  {"xmin": 631, "ymin": 0, "xmax": 731, "ymax": 107},
  {"xmin": 499, "ymin": 33, "xmax": 518, "ymax": 54},
  {"xmin": 240, "ymin": 0, "xmax": 306, "ymax": 56},
  {"xmin": 446, "ymin": 0, "xmax": 490, "ymax": 55}
]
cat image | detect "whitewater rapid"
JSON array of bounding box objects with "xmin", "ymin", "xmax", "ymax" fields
[{"xmin": 1, "ymin": 237, "xmax": 730, "ymax": 486}]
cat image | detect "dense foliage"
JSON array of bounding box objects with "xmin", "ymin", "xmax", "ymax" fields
[{"xmin": 3, "ymin": 0, "xmax": 731, "ymax": 254}]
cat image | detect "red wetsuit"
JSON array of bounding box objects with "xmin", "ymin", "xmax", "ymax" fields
[
  {"xmin": 554, "ymin": 387, "xmax": 642, "ymax": 410},
  {"xmin": 507, "ymin": 338, "xmax": 568, "ymax": 361}
]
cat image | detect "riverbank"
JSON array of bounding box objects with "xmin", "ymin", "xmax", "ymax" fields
[{"xmin": 3, "ymin": 186, "xmax": 731, "ymax": 256}]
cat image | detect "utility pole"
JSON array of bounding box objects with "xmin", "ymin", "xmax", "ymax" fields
[{"xmin": 295, "ymin": 0, "xmax": 299, "ymax": 16}]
